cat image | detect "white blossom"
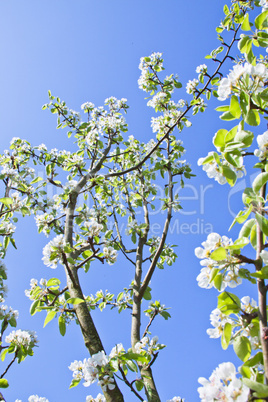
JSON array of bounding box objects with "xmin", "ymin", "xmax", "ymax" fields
[
  {"xmin": 260, "ymin": 249, "xmax": 268, "ymax": 265},
  {"xmin": 98, "ymin": 375, "xmax": 115, "ymax": 392},
  {"xmin": 86, "ymin": 394, "xmax": 105, "ymax": 402},
  {"xmin": 198, "ymin": 362, "xmax": 249, "ymax": 401},
  {"xmin": 218, "ymin": 62, "xmax": 268, "ymax": 100},
  {"xmin": 81, "ymin": 102, "xmax": 95, "ymax": 111},
  {"xmin": 42, "ymin": 234, "xmax": 66, "ymax": 269},
  {"xmin": 195, "ymin": 233, "xmax": 243, "ymax": 291},
  {"xmin": 109, "ymin": 343, "xmax": 124, "ymax": 358},
  {"xmin": 260, "ymin": 0, "xmax": 268, "ymax": 10},
  {"xmin": 103, "ymin": 246, "xmax": 117, "ymax": 264},
  {"xmin": 147, "ymin": 92, "xmax": 167, "ymax": 108},
  {"xmin": 83, "ymin": 219, "xmax": 103, "ymax": 237},
  {"xmin": 207, "ymin": 308, "xmax": 233, "ymax": 339},
  {"xmin": 196, "ymin": 64, "xmax": 207, "ymax": 74},
  {"xmin": 5, "ymin": 329, "xmax": 38, "ymax": 348},
  {"xmin": 186, "ymin": 79, "xmax": 199, "ymax": 94},
  {"xmin": 28, "ymin": 396, "xmax": 49, "ymax": 402},
  {"xmin": 255, "ymin": 130, "xmax": 268, "ymax": 160}
]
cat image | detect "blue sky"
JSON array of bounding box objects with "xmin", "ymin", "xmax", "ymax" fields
[{"xmin": 0, "ymin": 1, "xmax": 262, "ymax": 401}]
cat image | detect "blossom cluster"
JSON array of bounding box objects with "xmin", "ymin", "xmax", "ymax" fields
[
  {"xmin": 138, "ymin": 52, "xmax": 164, "ymax": 91},
  {"xmin": 16, "ymin": 396, "xmax": 49, "ymax": 402},
  {"xmin": 198, "ymin": 362, "xmax": 249, "ymax": 401},
  {"xmin": 103, "ymin": 246, "xmax": 117, "ymax": 265},
  {"xmin": 0, "ymin": 303, "xmax": 19, "ymax": 321},
  {"xmin": 42, "ymin": 234, "xmax": 66, "ymax": 269},
  {"xmin": 207, "ymin": 296, "xmax": 260, "ymax": 350},
  {"xmin": 86, "ymin": 394, "xmax": 105, "ymax": 402},
  {"xmin": 133, "ymin": 336, "xmax": 165, "ymax": 356},
  {"xmin": 217, "ymin": 62, "xmax": 268, "ymax": 101},
  {"xmin": 195, "ymin": 232, "xmax": 244, "ymax": 291},
  {"xmin": 83, "ymin": 219, "xmax": 103, "ymax": 237},
  {"xmin": 254, "ymin": 130, "xmax": 268, "ymax": 160},
  {"xmin": 5, "ymin": 329, "xmax": 38, "ymax": 349},
  {"xmin": 69, "ymin": 348, "xmax": 120, "ymax": 391},
  {"xmin": 198, "ymin": 151, "xmax": 245, "ymax": 185}
]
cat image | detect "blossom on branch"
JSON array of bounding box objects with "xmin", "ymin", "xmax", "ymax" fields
[
  {"xmin": 198, "ymin": 362, "xmax": 249, "ymax": 401},
  {"xmin": 42, "ymin": 234, "xmax": 66, "ymax": 269}
]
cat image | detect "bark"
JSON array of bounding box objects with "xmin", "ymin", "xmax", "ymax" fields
[
  {"xmin": 61, "ymin": 139, "xmax": 124, "ymax": 401},
  {"xmin": 256, "ymin": 182, "xmax": 268, "ymax": 382},
  {"xmin": 65, "ymin": 266, "xmax": 124, "ymax": 402}
]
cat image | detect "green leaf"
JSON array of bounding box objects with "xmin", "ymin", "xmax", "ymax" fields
[
  {"xmin": 245, "ymin": 109, "xmax": 260, "ymax": 126},
  {"xmin": 126, "ymin": 360, "xmax": 138, "ymax": 372},
  {"xmin": 229, "ymin": 95, "xmax": 241, "ymax": 119},
  {"xmin": 210, "ymin": 247, "xmax": 227, "ymax": 261},
  {"xmin": 215, "ymin": 105, "xmax": 229, "ymax": 112},
  {"xmin": 69, "ymin": 378, "xmax": 81, "ymax": 389},
  {"xmin": 252, "ymin": 172, "xmax": 268, "ymax": 194},
  {"xmin": 213, "ymin": 129, "xmax": 228, "ymax": 150},
  {"xmin": 234, "ymin": 130, "xmax": 254, "ymax": 147},
  {"xmin": 226, "ymin": 237, "xmax": 249, "ymax": 250},
  {"xmin": 135, "ymin": 380, "xmax": 144, "ymax": 392},
  {"xmin": 243, "ymin": 378, "xmax": 268, "ymax": 397},
  {"xmin": 0, "ymin": 349, "xmax": 8, "ymax": 362},
  {"xmin": 30, "ymin": 300, "xmax": 40, "ymax": 316},
  {"xmin": 0, "ymin": 197, "xmax": 12, "ymax": 206},
  {"xmin": 66, "ymin": 297, "xmax": 84, "ymax": 305},
  {"xmin": 214, "ymin": 273, "xmax": 223, "ymax": 291},
  {"xmin": 44, "ymin": 310, "xmax": 57, "ymax": 327},
  {"xmin": 250, "ymin": 224, "xmax": 257, "ymax": 250},
  {"xmin": 143, "ymin": 286, "xmax": 152, "ymax": 301},
  {"xmin": 221, "ymin": 322, "xmax": 232, "ymax": 350},
  {"xmin": 8, "ymin": 316, "xmax": 16, "ymax": 327},
  {"xmin": 221, "ymin": 165, "xmax": 237, "ymax": 186},
  {"xmin": 238, "ymin": 35, "xmax": 252, "ymax": 54},
  {"xmin": 242, "ymin": 187, "xmax": 258, "ymax": 206},
  {"xmin": 4, "ymin": 236, "xmax": 10, "ymax": 250},
  {"xmin": 259, "ymin": 87, "xmax": 268, "ymax": 102},
  {"xmin": 122, "ymin": 352, "xmax": 149, "ymax": 364},
  {"xmin": 257, "ymin": 31, "xmax": 268, "ymax": 47},
  {"xmin": 0, "ymin": 379, "xmax": 9, "ymax": 388},
  {"xmin": 220, "ymin": 111, "xmax": 236, "ymax": 121},
  {"xmin": 225, "ymin": 125, "xmax": 238, "ymax": 143},
  {"xmin": 241, "ymin": 13, "xmax": 251, "ymax": 31},
  {"xmin": 46, "ymin": 278, "xmax": 61, "ymax": 287},
  {"xmin": 58, "ymin": 315, "xmax": 66, "ymax": 336},
  {"xmin": 255, "ymin": 10, "xmax": 268, "ymax": 30},
  {"xmin": 251, "ymin": 266, "xmax": 268, "ymax": 279},
  {"xmin": 233, "ymin": 336, "xmax": 251, "ymax": 362},
  {"xmin": 255, "ymin": 213, "xmax": 268, "ymax": 236},
  {"xmin": 229, "ymin": 206, "xmax": 253, "ymax": 230},
  {"xmin": 218, "ymin": 292, "xmax": 241, "ymax": 315},
  {"xmin": 243, "ymin": 351, "xmax": 263, "ymax": 368},
  {"xmin": 30, "ymin": 177, "xmax": 43, "ymax": 184}
]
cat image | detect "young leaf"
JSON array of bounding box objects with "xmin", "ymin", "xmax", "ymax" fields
[
  {"xmin": 0, "ymin": 198, "xmax": 12, "ymax": 206},
  {"xmin": 243, "ymin": 378, "xmax": 268, "ymax": 397},
  {"xmin": 252, "ymin": 172, "xmax": 268, "ymax": 194},
  {"xmin": 233, "ymin": 336, "xmax": 251, "ymax": 362},
  {"xmin": 0, "ymin": 379, "xmax": 9, "ymax": 388},
  {"xmin": 245, "ymin": 109, "xmax": 260, "ymax": 126},
  {"xmin": 255, "ymin": 10, "xmax": 268, "ymax": 30},
  {"xmin": 255, "ymin": 213, "xmax": 268, "ymax": 236},
  {"xmin": 221, "ymin": 322, "xmax": 232, "ymax": 350},
  {"xmin": 210, "ymin": 247, "xmax": 227, "ymax": 261},
  {"xmin": 44, "ymin": 310, "xmax": 57, "ymax": 327},
  {"xmin": 58, "ymin": 315, "xmax": 66, "ymax": 336},
  {"xmin": 229, "ymin": 95, "xmax": 241, "ymax": 119},
  {"xmin": 218, "ymin": 292, "xmax": 241, "ymax": 314}
]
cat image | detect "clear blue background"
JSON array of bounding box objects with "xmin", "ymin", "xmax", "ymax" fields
[{"xmin": 0, "ymin": 1, "xmax": 261, "ymax": 401}]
